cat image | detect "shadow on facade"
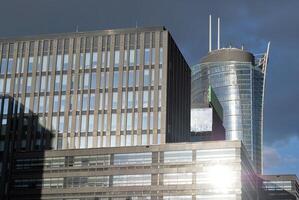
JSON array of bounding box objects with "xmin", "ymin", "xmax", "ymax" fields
[{"xmin": 0, "ymin": 96, "xmax": 53, "ymax": 200}]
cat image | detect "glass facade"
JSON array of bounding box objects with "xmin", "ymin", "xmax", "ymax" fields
[
  {"xmin": 10, "ymin": 141, "xmax": 258, "ymax": 200},
  {"xmin": 0, "ymin": 27, "xmax": 191, "ymax": 199},
  {"xmin": 191, "ymin": 49, "xmax": 267, "ymax": 173},
  {"xmin": 0, "ymin": 30, "xmax": 167, "ymax": 151}
]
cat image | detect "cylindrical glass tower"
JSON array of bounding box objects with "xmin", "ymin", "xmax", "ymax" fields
[{"xmin": 192, "ymin": 48, "xmax": 266, "ymax": 173}]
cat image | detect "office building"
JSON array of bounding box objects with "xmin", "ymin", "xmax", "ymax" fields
[
  {"xmin": 0, "ymin": 26, "xmax": 190, "ymax": 198},
  {"xmin": 260, "ymin": 174, "xmax": 299, "ymax": 199},
  {"xmin": 10, "ymin": 140, "xmax": 258, "ymax": 200},
  {"xmin": 191, "ymin": 47, "xmax": 269, "ymax": 173},
  {"xmin": 191, "ymin": 85, "xmax": 225, "ymax": 141}
]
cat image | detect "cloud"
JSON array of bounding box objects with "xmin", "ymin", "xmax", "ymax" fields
[{"xmin": 264, "ymin": 137, "xmax": 299, "ymax": 175}]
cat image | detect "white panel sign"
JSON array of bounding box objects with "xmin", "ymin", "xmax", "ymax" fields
[{"xmin": 191, "ymin": 108, "xmax": 213, "ymax": 132}]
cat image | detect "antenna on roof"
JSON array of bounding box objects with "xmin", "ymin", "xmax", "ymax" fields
[
  {"xmin": 135, "ymin": 21, "xmax": 138, "ymax": 28},
  {"xmin": 76, "ymin": 25, "xmax": 79, "ymax": 32},
  {"xmin": 217, "ymin": 17, "xmax": 220, "ymax": 50},
  {"xmin": 209, "ymin": 15, "xmax": 212, "ymax": 52}
]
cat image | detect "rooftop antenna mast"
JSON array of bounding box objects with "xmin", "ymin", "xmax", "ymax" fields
[
  {"xmin": 217, "ymin": 17, "xmax": 220, "ymax": 49},
  {"xmin": 209, "ymin": 15, "xmax": 212, "ymax": 52}
]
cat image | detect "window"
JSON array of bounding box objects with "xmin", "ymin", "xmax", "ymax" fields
[
  {"xmin": 135, "ymin": 91, "xmax": 139, "ymax": 108},
  {"xmin": 7, "ymin": 58, "xmax": 13, "ymax": 74},
  {"xmin": 143, "ymin": 91, "xmax": 148, "ymax": 108},
  {"xmin": 144, "ymin": 48, "xmax": 150, "ymax": 65},
  {"xmin": 158, "ymin": 111, "xmax": 161, "ymax": 129},
  {"xmin": 85, "ymin": 52, "xmax": 91, "ymax": 68},
  {"xmin": 37, "ymin": 56, "xmax": 42, "ymax": 72},
  {"xmin": 86, "ymin": 136, "xmax": 92, "ymax": 148},
  {"xmin": 91, "ymin": 72, "xmax": 96, "ymax": 89},
  {"xmin": 72, "ymin": 54, "xmax": 77, "ymax": 70},
  {"xmin": 54, "ymin": 75, "xmax": 60, "ymax": 91},
  {"xmin": 126, "ymin": 113, "xmax": 132, "ymax": 130},
  {"xmin": 122, "ymin": 91, "xmax": 126, "ymax": 109},
  {"xmin": 114, "ymin": 152, "xmax": 152, "ymax": 165},
  {"xmin": 142, "ymin": 112, "xmax": 147, "ymax": 130},
  {"xmin": 28, "ymin": 57, "xmax": 33, "ymax": 73},
  {"xmin": 101, "ymin": 52, "xmax": 105, "ymax": 68},
  {"xmin": 159, "ymin": 68, "xmax": 163, "ymax": 85},
  {"xmin": 129, "ymin": 49, "xmax": 135, "ymax": 66},
  {"xmin": 135, "ymin": 70, "xmax": 140, "ymax": 87},
  {"xmin": 159, "ymin": 47, "xmax": 163, "ymax": 65},
  {"xmin": 151, "ymin": 69, "xmax": 155, "ymax": 86},
  {"xmin": 163, "ymin": 173, "xmax": 192, "ymax": 185},
  {"xmin": 112, "ymin": 92, "xmax": 118, "ymax": 109},
  {"xmin": 100, "ymin": 72, "xmax": 105, "ymax": 89},
  {"xmin": 97, "ymin": 114, "xmax": 102, "ymax": 131},
  {"xmin": 122, "ymin": 71, "xmax": 127, "ymax": 87},
  {"xmin": 128, "ymin": 70, "xmax": 134, "ymax": 87},
  {"xmin": 90, "ymin": 94, "xmax": 95, "ymax": 110},
  {"xmin": 159, "ymin": 90, "xmax": 162, "ymax": 107},
  {"xmin": 35, "ymin": 76, "xmax": 40, "ymax": 92},
  {"xmin": 143, "ymin": 69, "xmax": 150, "ymax": 86},
  {"xmin": 5, "ymin": 78, "xmax": 11, "ymax": 93},
  {"xmin": 121, "ymin": 113, "xmax": 125, "ymax": 131},
  {"xmin": 105, "ymin": 72, "xmax": 109, "ymax": 89},
  {"xmin": 0, "ymin": 79, "xmax": 3, "ymax": 94},
  {"xmin": 84, "ymin": 73, "xmax": 90, "ymax": 89},
  {"xmin": 136, "ymin": 49, "xmax": 140, "ymax": 66},
  {"xmin": 80, "ymin": 53, "xmax": 84, "ymax": 69},
  {"xmin": 196, "ymin": 148, "xmax": 236, "ymax": 161},
  {"xmin": 53, "ymin": 96, "xmax": 59, "ymax": 112},
  {"xmin": 124, "ymin": 50, "xmax": 128, "ymax": 66},
  {"xmin": 92, "ymin": 52, "xmax": 97, "ymax": 68},
  {"xmin": 114, "ymin": 50, "xmax": 120, "ymax": 67},
  {"xmin": 26, "ymin": 77, "xmax": 32, "ymax": 93},
  {"xmin": 142, "ymin": 134, "xmax": 147, "ymax": 145},
  {"xmin": 111, "ymin": 113, "xmax": 117, "ymax": 131},
  {"xmin": 134, "ymin": 112, "xmax": 138, "ymax": 130},
  {"xmin": 106, "ymin": 51, "xmax": 110, "ymax": 67},
  {"xmin": 41, "ymin": 76, "xmax": 46, "ymax": 92},
  {"xmin": 113, "ymin": 71, "xmax": 119, "ymax": 88},
  {"xmin": 59, "ymin": 116, "xmax": 64, "ymax": 133},
  {"xmin": 150, "ymin": 90, "xmax": 154, "ymax": 107},
  {"xmin": 42, "ymin": 56, "xmax": 48, "ymax": 71},
  {"xmin": 82, "ymin": 94, "xmax": 88, "ymax": 111},
  {"xmin": 60, "ymin": 95, "xmax": 66, "ymax": 112},
  {"xmin": 127, "ymin": 91, "xmax": 133, "ymax": 108},
  {"xmin": 164, "ymin": 151, "xmax": 192, "ymax": 163},
  {"xmin": 61, "ymin": 75, "xmax": 67, "ymax": 91},
  {"xmin": 103, "ymin": 114, "xmax": 107, "ymax": 131},
  {"xmin": 150, "ymin": 112, "xmax": 154, "ymax": 129},
  {"xmin": 3, "ymin": 98, "xmax": 9, "ymax": 115},
  {"xmin": 88, "ymin": 114, "xmax": 94, "ymax": 132},
  {"xmin": 52, "ymin": 116, "xmax": 58, "ymax": 131},
  {"xmin": 151, "ymin": 48, "xmax": 155, "ymax": 64},
  {"xmin": 113, "ymin": 174, "xmax": 151, "ymax": 186},
  {"xmin": 80, "ymin": 136, "xmax": 86, "ymax": 148},
  {"xmin": 81, "ymin": 115, "xmax": 87, "ymax": 132},
  {"xmin": 1, "ymin": 58, "xmax": 7, "ymax": 74},
  {"xmin": 63, "ymin": 54, "xmax": 68, "ymax": 70},
  {"xmin": 56, "ymin": 55, "xmax": 62, "ymax": 71}
]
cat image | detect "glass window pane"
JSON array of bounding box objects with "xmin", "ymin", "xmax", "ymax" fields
[
  {"xmin": 144, "ymin": 48, "xmax": 150, "ymax": 65},
  {"xmin": 114, "ymin": 50, "xmax": 119, "ymax": 68}
]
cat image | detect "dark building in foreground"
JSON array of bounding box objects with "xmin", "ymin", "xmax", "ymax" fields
[
  {"xmin": 260, "ymin": 174, "xmax": 299, "ymax": 200},
  {"xmin": 10, "ymin": 140, "xmax": 258, "ymax": 200},
  {"xmin": 0, "ymin": 27, "xmax": 190, "ymax": 198}
]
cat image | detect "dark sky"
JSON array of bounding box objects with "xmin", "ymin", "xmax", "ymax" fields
[{"xmin": 1, "ymin": 0, "xmax": 298, "ymax": 175}]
